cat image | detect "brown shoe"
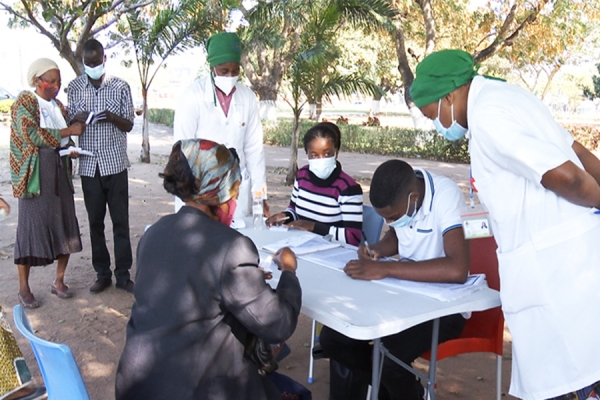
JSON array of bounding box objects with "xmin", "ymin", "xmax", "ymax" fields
[
  {"xmin": 116, "ymin": 279, "xmax": 135, "ymax": 294},
  {"xmin": 18, "ymin": 292, "xmax": 40, "ymax": 309},
  {"xmin": 51, "ymin": 282, "xmax": 73, "ymax": 299},
  {"xmin": 89, "ymin": 278, "xmax": 112, "ymax": 293}
]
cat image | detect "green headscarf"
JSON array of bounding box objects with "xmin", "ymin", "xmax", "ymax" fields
[
  {"xmin": 206, "ymin": 32, "xmax": 241, "ymax": 68},
  {"xmin": 410, "ymin": 49, "xmax": 478, "ymax": 108}
]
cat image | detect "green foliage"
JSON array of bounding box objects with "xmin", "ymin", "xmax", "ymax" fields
[
  {"xmin": 0, "ymin": 99, "xmax": 14, "ymax": 114},
  {"xmin": 147, "ymin": 108, "xmax": 175, "ymax": 127},
  {"xmin": 263, "ymin": 119, "xmax": 470, "ymax": 163},
  {"xmin": 1, "ymin": 0, "xmax": 156, "ymax": 75},
  {"xmin": 582, "ymin": 63, "xmax": 600, "ymax": 100},
  {"xmin": 563, "ymin": 124, "xmax": 600, "ymax": 151}
]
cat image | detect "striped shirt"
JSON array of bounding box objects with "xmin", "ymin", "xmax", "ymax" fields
[
  {"xmin": 286, "ymin": 163, "xmax": 363, "ymax": 246},
  {"xmin": 67, "ymin": 75, "xmax": 134, "ymax": 177}
]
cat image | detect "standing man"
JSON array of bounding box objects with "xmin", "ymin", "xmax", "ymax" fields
[
  {"xmin": 68, "ymin": 39, "xmax": 136, "ymax": 294},
  {"xmin": 174, "ymin": 31, "xmax": 268, "ymax": 219},
  {"xmin": 410, "ymin": 49, "xmax": 600, "ymax": 400}
]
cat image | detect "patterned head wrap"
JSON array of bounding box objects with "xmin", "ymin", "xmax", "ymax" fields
[
  {"xmin": 410, "ymin": 49, "xmax": 478, "ymax": 108},
  {"xmin": 206, "ymin": 32, "xmax": 242, "ymax": 68},
  {"xmin": 179, "ymin": 139, "xmax": 241, "ymax": 205},
  {"xmin": 27, "ymin": 58, "xmax": 59, "ymax": 87}
]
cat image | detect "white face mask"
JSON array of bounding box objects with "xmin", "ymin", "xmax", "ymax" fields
[
  {"xmin": 308, "ymin": 156, "xmax": 337, "ymax": 180},
  {"xmin": 84, "ymin": 63, "xmax": 105, "ymax": 81},
  {"xmin": 213, "ymin": 70, "xmax": 238, "ymax": 95}
]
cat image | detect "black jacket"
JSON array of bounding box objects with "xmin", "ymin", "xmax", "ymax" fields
[{"xmin": 115, "ymin": 207, "xmax": 302, "ymax": 400}]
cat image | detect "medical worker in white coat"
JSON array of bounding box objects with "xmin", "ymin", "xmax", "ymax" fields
[
  {"xmin": 410, "ymin": 49, "xmax": 600, "ymax": 400},
  {"xmin": 174, "ymin": 32, "xmax": 268, "ymax": 219}
]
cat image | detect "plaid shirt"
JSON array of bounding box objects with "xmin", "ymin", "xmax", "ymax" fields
[{"xmin": 67, "ymin": 75, "xmax": 134, "ymax": 177}]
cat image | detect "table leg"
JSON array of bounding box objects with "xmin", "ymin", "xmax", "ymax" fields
[
  {"xmin": 308, "ymin": 319, "xmax": 317, "ymax": 383},
  {"xmin": 371, "ymin": 338, "xmax": 381, "ymax": 400},
  {"xmin": 427, "ymin": 318, "xmax": 440, "ymax": 400}
]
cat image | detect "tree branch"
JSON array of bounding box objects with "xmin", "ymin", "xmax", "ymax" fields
[
  {"xmin": 415, "ymin": 0, "xmax": 436, "ymax": 55},
  {"xmin": 474, "ymin": 0, "xmax": 550, "ymax": 64},
  {"xmin": 15, "ymin": 0, "xmax": 61, "ymax": 49}
]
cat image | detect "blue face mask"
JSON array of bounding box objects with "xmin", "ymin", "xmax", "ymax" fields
[
  {"xmin": 389, "ymin": 193, "xmax": 418, "ymax": 229},
  {"xmin": 433, "ymin": 99, "xmax": 468, "ymax": 141}
]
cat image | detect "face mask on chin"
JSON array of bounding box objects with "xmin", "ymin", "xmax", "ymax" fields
[
  {"xmin": 213, "ymin": 70, "xmax": 238, "ymax": 95},
  {"xmin": 433, "ymin": 99, "xmax": 468, "ymax": 141},
  {"xmin": 84, "ymin": 63, "xmax": 105, "ymax": 81},
  {"xmin": 308, "ymin": 156, "xmax": 337, "ymax": 180}
]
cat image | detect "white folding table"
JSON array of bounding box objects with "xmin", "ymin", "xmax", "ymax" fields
[{"xmin": 240, "ymin": 226, "xmax": 501, "ymax": 400}]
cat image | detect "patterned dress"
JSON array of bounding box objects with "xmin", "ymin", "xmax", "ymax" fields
[{"xmin": 10, "ymin": 91, "xmax": 82, "ymax": 266}]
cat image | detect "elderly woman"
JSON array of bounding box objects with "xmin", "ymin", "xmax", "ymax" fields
[
  {"xmin": 115, "ymin": 139, "xmax": 302, "ymax": 400},
  {"xmin": 10, "ymin": 58, "xmax": 85, "ymax": 308}
]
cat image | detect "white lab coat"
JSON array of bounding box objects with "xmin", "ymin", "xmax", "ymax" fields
[
  {"xmin": 173, "ymin": 75, "xmax": 267, "ymax": 218},
  {"xmin": 467, "ymin": 76, "xmax": 600, "ymax": 399}
]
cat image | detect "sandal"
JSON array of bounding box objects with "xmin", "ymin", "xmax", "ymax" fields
[
  {"xmin": 50, "ymin": 283, "xmax": 73, "ymax": 299},
  {"xmin": 18, "ymin": 292, "xmax": 40, "ymax": 309}
]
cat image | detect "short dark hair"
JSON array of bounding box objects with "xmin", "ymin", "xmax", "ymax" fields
[
  {"xmin": 82, "ymin": 39, "xmax": 104, "ymax": 55},
  {"xmin": 370, "ymin": 160, "xmax": 416, "ymax": 209},
  {"xmin": 302, "ymin": 122, "xmax": 341, "ymax": 152}
]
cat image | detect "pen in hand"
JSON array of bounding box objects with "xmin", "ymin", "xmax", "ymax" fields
[{"xmin": 361, "ymin": 230, "xmax": 374, "ymax": 258}]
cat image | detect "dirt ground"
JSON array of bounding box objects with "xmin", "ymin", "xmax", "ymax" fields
[{"xmin": 0, "ymin": 117, "xmax": 517, "ymax": 400}]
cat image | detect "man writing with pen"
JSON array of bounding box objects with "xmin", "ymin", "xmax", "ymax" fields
[{"xmin": 319, "ymin": 159, "xmax": 470, "ymax": 400}]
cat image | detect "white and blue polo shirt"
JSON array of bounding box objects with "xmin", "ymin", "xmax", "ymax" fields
[{"xmin": 395, "ymin": 168, "xmax": 464, "ymax": 261}]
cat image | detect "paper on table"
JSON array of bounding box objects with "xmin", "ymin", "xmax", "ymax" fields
[
  {"xmin": 300, "ymin": 246, "xmax": 359, "ymax": 270},
  {"xmin": 262, "ymin": 234, "xmax": 340, "ymax": 255},
  {"xmin": 59, "ymin": 147, "xmax": 94, "ymax": 157},
  {"xmin": 269, "ymin": 226, "xmax": 289, "ymax": 232},
  {"xmin": 375, "ymin": 274, "xmax": 488, "ymax": 302}
]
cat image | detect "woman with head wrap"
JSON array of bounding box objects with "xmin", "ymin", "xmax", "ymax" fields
[
  {"xmin": 115, "ymin": 139, "xmax": 303, "ymax": 400},
  {"xmin": 173, "ymin": 31, "xmax": 269, "ymax": 221},
  {"xmin": 9, "ymin": 58, "xmax": 85, "ymax": 308},
  {"xmin": 411, "ymin": 49, "xmax": 600, "ymax": 399}
]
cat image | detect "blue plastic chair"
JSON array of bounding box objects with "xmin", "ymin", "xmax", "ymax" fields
[
  {"xmin": 12, "ymin": 305, "xmax": 90, "ymax": 400},
  {"xmin": 362, "ymin": 205, "xmax": 385, "ymax": 245},
  {"xmin": 307, "ymin": 205, "xmax": 385, "ymax": 383}
]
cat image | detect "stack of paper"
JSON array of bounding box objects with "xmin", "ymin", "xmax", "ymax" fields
[
  {"xmin": 262, "ymin": 234, "xmax": 340, "ymax": 255},
  {"xmin": 376, "ymin": 274, "xmax": 488, "ymax": 302},
  {"xmin": 59, "ymin": 147, "xmax": 94, "ymax": 157}
]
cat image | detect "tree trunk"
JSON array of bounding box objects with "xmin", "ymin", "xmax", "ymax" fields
[
  {"xmin": 371, "ymin": 99, "xmax": 380, "ymax": 116},
  {"xmin": 286, "ymin": 111, "xmax": 301, "ymax": 185},
  {"xmin": 308, "ymin": 104, "xmax": 317, "ymax": 120},
  {"xmin": 141, "ymin": 88, "xmax": 150, "ymax": 163},
  {"xmin": 315, "ymin": 101, "xmax": 323, "ymax": 122},
  {"xmin": 259, "ymin": 100, "xmax": 277, "ymax": 121},
  {"xmin": 540, "ymin": 63, "xmax": 562, "ymax": 100}
]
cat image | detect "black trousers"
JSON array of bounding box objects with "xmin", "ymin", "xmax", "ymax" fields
[
  {"xmin": 81, "ymin": 167, "xmax": 132, "ymax": 283},
  {"xmin": 320, "ymin": 313, "xmax": 466, "ymax": 400}
]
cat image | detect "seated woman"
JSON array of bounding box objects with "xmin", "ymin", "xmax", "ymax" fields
[
  {"xmin": 115, "ymin": 139, "xmax": 303, "ymax": 400},
  {"xmin": 266, "ymin": 122, "xmax": 363, "ymax": 246}
]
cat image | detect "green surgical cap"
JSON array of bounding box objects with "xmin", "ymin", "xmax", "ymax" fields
[
  {"xmin": 206, "ymin": 32, "xmax": 241, "ymax": 68},
  {"xmin": 410, "ymin": 49, "xmax": 477, "ymax": 108}
]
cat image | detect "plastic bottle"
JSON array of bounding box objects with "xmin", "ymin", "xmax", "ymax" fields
[{"xmin": 252, "ymin": 190, "xmax": 264, "ymax": 229}]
